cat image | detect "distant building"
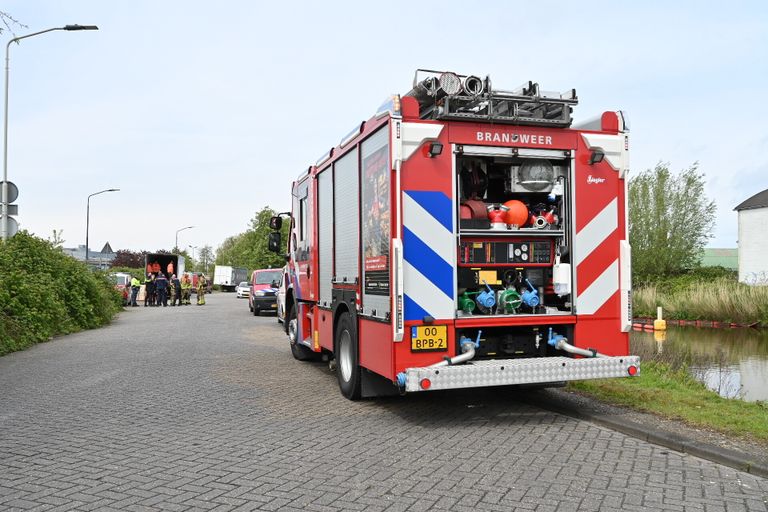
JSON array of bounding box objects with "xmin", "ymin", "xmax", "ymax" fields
[
  {"xmin": 62, "ymin": 242, "xmax": 116, "ymax": 270},
  {"xmin": 698, "ymin": 248, "xmax": 738, "ymax": 270},
  {"xmin": 734, "ymin": 188, "xmax": 768, "ymax": 284}
]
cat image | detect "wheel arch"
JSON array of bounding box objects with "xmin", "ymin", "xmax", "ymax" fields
[{"xmin": 331, "ymin": 288, "xmax": 357, "ymax": 356}]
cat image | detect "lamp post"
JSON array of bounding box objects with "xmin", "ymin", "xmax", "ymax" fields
[
  {"xmin": 2, "ymin": 24, "xmax": 99, "ymax": 241},
  {"xmin": 175, "ymin": 225, "xmax": 194, "ymax": 252},
  {"xmin": 86, "ymin": 188, "xmax": 118, "ymax": 265}
]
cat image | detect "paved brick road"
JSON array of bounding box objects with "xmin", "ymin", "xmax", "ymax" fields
[{"xmin": 1, "ymin": 294, "xmax": 767, "ymax": 511}]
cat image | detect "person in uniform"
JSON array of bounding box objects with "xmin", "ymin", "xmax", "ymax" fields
[
  {"xmin": 168, "ymin": 275, "xmax": 176, "ymax": 307},
  {"xmin": 196, "ymin": 274, "xmax": 207, "ymax": 305},
  {"xmin": 155, "ymin": 272, "xmax": 169, "ymax": 307},
  {"xmin": 144, "ymin": 273, "xmax": 156, "ymax": 307},
  {"xmin": 130, "ymin": 275, "xmax": 141, "ymax": 307},
  {"xmin": 181, "ymin": 274, "xmax": 192, "ymax": 305},
  {"xmin": 170, "ymin": 274, "xmax": 181, "ymax": 306}
]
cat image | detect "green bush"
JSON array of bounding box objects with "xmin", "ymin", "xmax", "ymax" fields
[
  {"xmin": 635, "ymin": 265, "xmax": 737, "ymax": 292},
  {"xmin": 0, "ymin": 231, "xmax": 122, "ymax": 356}
]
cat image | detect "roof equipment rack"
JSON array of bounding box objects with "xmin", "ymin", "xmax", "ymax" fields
[{"xmin": 404, "ymin": 69, "xmax": 578, "ymax": 128}]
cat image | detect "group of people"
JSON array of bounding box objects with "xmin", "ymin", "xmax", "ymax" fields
[{"xmin": 128, "ymin": 272, "xmax": 207, "ymax": 307}]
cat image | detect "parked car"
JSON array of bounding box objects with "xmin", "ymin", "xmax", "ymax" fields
[
  {"xmin": 235, "ymin": 281, "xmax": 250, "ymax": 299},
  {"xmin": 110, "ymin": 272, "xmax": 132, "ymax": 305},
  {"xmin": 248, "ymin": 268, "xmax": 282, "ymax": 316},
  {"xmin": 277, "ymin": 266, "xmax": 288, "ymax": 324}
]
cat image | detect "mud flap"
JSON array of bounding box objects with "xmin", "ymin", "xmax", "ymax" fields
[{"xmin": 361, "ymin": 368, "xmax": 399, "ymax": 398}]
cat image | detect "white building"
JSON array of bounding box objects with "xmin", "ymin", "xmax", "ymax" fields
[
  {"xmin": 734, "ymin": 189, "xmax": 768, "ymax": 284},
  {"xmin": 62, "ymin": 242, "xmax": 116, "ymax": 270}
]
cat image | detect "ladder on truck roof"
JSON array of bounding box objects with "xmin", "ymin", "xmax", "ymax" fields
[{"xmin": 405, "ymin": 69, "xmax": 578, "ymax": 128}]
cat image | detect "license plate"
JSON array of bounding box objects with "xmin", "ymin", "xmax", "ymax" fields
[{"xmin": 411, "ymin": 325, "xmax": 448, "ymax": 352}]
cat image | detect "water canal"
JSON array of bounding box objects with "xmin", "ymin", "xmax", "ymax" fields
[{"xmin": 631, "ymin": 327, "xmax": 768, "ymax": 402}]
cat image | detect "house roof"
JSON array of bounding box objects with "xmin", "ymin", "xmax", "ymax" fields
[{"xmin": 734, "ymin": 188, "xmax": 768, "ymax": 211}]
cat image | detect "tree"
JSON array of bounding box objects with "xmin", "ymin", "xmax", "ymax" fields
[
  {"xmin": 111, "ymin": 249, "xmax": 146, "ymax": 268},
  {"xmin": 0, "ymin": 11, "xmax": 25, "ymax": 35},
  {"xmin": 215, "ymin": 207, "xmax": 289, "ymax": 271},
  {"xmin": 49, "ymin": 229, "xmax": 65, "ymax": 249},
  {"xmin": 198, "ymin": 245, "xmax": 214, "ymax": 274},
  {"xmin": 629, "ymin": 162, "xmax": 716, "ymax": 280},
  {"xmin": 215, "ymin": 234, "xmax": 242, "ymax": 267}
]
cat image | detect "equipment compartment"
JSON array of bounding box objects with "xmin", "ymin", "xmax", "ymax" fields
[
  {"xmin": 456, "ymin": 325, "xmax": 574, "ymax": 359},
  {"xmin": 455, "ymin": 152, "xmax": 573, "ymax": 317}
]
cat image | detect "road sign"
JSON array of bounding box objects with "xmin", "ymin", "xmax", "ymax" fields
[
  {"xmin": 1, "ymin": 181, "xmax": 18, "ymax": 203},
  {"xmin": 3, "ymin": 216, "xmax": 18, "ymax": 237},
  {"xmin": 7, "ymin": 204, "xmax": 18, "ymax": 215}
]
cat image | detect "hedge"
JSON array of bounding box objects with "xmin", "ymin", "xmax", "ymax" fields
[{"xmin": 0, "ymin": 231, "xmax": 122, "ymax": 355}]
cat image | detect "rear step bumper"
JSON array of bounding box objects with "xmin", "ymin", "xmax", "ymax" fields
[{"xmin": 402, "ymin": 355, "xmax": 640, "ymax": 392}]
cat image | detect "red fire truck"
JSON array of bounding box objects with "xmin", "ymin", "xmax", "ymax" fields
[{"xmin": 268, "ymin": 69, "xmax": 638, "ymax": 399}]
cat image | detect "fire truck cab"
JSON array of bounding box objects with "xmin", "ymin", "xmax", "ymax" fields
[{"xmin": 269, "ymin": 69, "xmax": 638, "ymax": 399}]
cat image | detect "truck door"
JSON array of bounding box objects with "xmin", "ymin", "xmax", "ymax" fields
[
  {"xmin": 292, "ymin": 177, "xmax": 313, "ymax": 300},
  {"xmin": 572, "ymin": 128, "xmax": 629, "ymax": 356}
]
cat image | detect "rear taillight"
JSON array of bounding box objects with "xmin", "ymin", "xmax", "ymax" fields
[
  {"xmin": 628, "ymin": 365, "xmax": 638, "ymax": 376},
  {"xmin": 420, "ymin": 378, "xmax": 432, "ymax": 390}
]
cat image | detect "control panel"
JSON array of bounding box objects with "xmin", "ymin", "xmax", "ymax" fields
[{"xmin": 459, "ymin": 239, "xmax": 553, "ymax": 266}]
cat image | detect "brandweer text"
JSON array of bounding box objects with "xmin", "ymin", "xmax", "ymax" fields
[{"xmin": 476, "ymin": 132, "xmax": 553, "ymax": 145}]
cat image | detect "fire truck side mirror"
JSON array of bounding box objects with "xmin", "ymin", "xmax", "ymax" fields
[
  {"xmin": 268, "ymin": 231, "xmax": 282, "ymax": 253},
  {"xmin": 269, "ymin": 216, "xmax": 282, "ymax": 231}
]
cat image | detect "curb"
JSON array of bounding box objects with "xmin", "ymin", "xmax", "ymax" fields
[{"xmin": 522, "ymin": 392, "xmax": 768, "ymax": 479}]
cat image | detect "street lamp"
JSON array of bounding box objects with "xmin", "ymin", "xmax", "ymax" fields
[
  {"xmin": 86, "ymin": 188, "xmax": 118, "ymax": 265},
  {"xmin": 175, "ymin": 225, "xmax": 194, "ymax": 251},
  {"xmin": 1, "ymin": 24, "xmax": 99, "ymax": 241}
]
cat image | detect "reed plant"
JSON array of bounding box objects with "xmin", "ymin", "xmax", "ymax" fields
[{"xmin": 633, "ymin": 277, "xmax": 768, "ymax": 324}]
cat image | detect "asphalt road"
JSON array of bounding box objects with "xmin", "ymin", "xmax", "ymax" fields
[{"xmin": 1, "ymin": 294, "xmax": 767, "ymax": 511}]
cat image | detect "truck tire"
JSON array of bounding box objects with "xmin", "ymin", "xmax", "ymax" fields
[
  {"xmin": 287, "ymin": 302, "xmax": 317, "ymax": 361},
  {"xmin": 335, "ymin": 312, "xmax": 361, "ymax": 400}
]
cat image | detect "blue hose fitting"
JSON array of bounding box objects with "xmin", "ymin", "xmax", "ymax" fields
[
  {"xmin": 459, "ymin": 330, "xmax": 483, "ymax": 349},
  {"xmin": 521, "ymin": 279, "xmax": 539, "ymax": 308},
  {"xmin": 396, "ymin": 372, "xmax": 406, "ymax": 388},
  {"xmin": 547, "ymin": 327, "xmax": 566, "ymax": 347},
  {"xmin": 476, "ymin": 282, "xmax": 496, "ymax": 309}
]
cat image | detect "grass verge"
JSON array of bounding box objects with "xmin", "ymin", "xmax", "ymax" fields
[{"xmin": 568, "ymin": 361, "xmax": 768, "ymax": 444}]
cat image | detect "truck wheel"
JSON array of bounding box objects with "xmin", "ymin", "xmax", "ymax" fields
[
  {"xmin": 335, "ymin": 312, "xmax": 361, "ymax": 400},
  {"xmin": 288, "ymin": 302, "xmax": 317, "ymax": 361}
]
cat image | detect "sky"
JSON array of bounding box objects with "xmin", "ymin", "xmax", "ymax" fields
[{"xmin": 2, "ymin": 1, "xmax": 767, "ymax": 253}]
